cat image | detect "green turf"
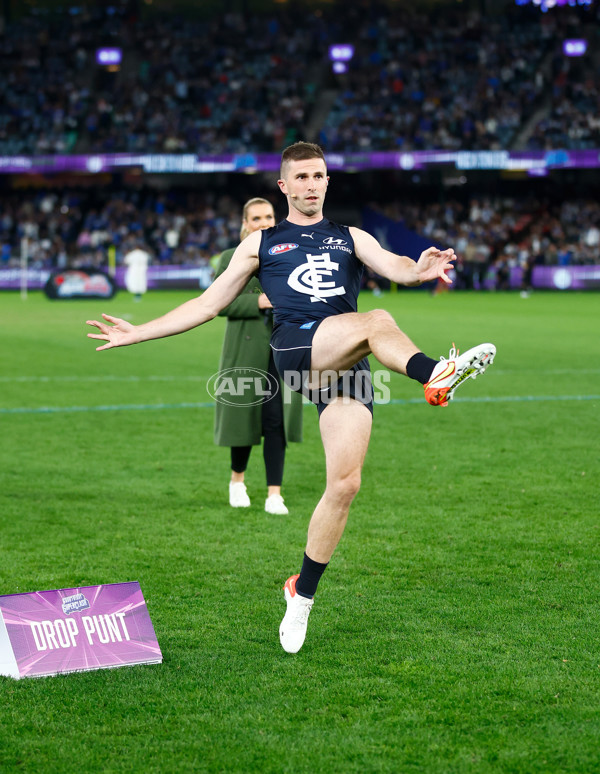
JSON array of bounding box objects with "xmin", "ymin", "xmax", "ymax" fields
[{"xmin": 0, "ymin": 289, "xmax": 598, "ymax": 774}]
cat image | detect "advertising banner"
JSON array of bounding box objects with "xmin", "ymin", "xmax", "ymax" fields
[
  {"xmin": 1, "ymin": 263, "xmax": 599, "ymax": 293},
  {"xmin": 44, "ymin": 268, "xmax": 117, "ymax": 299},
  {"xmin": 0, "ymin": 149, "xmax": 599, "ymax": 175},
  {"xmin": 0, "ymin": 581, "xmax": 162, "ymax": 679}
]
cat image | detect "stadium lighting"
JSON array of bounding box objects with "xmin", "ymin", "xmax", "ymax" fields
[
  {"xmin": 563, "ymin": 39, "xmax": 587, "ymax": 56},
  {"xmin": 332, "ymin": 62, "xmax": 348, "ymax": 74},
  {"xmin": 96, "ymin": 48, "xmax": 122, "ymax": 66},
  {"xmin": 328, "ymin": 44, "xmax": 354, "ymax": 63},
  {"xmin": 515, "ymin": 0, "xmax": 593, "ymax": 9},
  {"xmin": 329, "ymin": 44, "xmax": 353, "ymax": 75}
]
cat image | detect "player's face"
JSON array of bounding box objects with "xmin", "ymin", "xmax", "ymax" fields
[
  {"xmin": 278, "ymin": 158, "xmax": 329, "ymax": 217},
  {"xmin": 243, "ymin": 203, "xmax": 275, "ymax": 234}
]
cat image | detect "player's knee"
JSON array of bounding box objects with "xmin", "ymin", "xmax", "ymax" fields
[
  {"xmin": 329, "ymin": 470, "xmax": 362, "ymax": 504},
  {"xmin": 368, "ymin": 308, "xmax": 395, "ymax": 330}
]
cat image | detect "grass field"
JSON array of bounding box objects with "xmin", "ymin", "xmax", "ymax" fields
[{"xmin": 1, "ymin": 288, "xmax": 598, "ymax": 774}]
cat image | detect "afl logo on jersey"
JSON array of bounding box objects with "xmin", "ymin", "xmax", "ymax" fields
[
  {"xmin": 322, "ymin": 237, "xmax": 347, "ymax": 246},
  {"xmin": 269, "ymin": 242, "xmax": 299, "ymax": 255}
]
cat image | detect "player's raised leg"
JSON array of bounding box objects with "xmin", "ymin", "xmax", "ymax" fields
[
  {"xmin": 279, "ymin": 398, "xmax": 372, "ymax": 653},
  {"xmin": 309, "ymin": 310, "xmax": 495, "ymax": 406},
  {"xmin": 310, "ymin": 309, "xmax": 419, "ymax": 378}
]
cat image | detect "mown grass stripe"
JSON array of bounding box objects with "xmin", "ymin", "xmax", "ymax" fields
[
  {"xmin": 1, "ymin": 367, "xmax": 599, "ymax": 383},
  {"xmin": 1, "ymin": 394, "xmax": 598, "ymax": 415}
]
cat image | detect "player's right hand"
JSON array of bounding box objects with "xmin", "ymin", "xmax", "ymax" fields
[{"xmin": 86, "ymin": 314, "xmax": 138, "ymax": 351}]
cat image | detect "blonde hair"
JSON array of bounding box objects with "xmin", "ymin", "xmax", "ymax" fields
[{"xmin": 240, "ymin": 197, "xmax": 274, "ymax": 240}]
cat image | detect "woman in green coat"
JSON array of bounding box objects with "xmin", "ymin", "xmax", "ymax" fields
[{"xmin": 213, "ymin": 198, "xmax": 303, "ymax": 514}]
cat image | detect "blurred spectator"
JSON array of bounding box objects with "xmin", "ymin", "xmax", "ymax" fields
[
  {"xmin": 320, "ymin": 7, "xmax": 557, "ymax": 152},
  {"xmin": 0, "ymin": 2, "xmax": 325, "ymax": 155},
  {"xmin": 369, "ymin": 194, "xmax": 600, "ymax": 287},
  {"xmin": 1, "ymin": 187, "xmax": 599, "ymax": 278},
  {"xmin": 124, "ymin": 239, "xmax": 150, "ymax": 300},
  {"xmin": 0, "ymin": 188, "xmax": 248, "ymax": 271}
]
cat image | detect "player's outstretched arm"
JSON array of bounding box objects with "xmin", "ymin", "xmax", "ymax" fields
[
  {"xmin": 86, "ymin": 233, "xmax": 261, "ymax": 351},
  {"xmin": 350, "ymin": 227, "xmax": 455, "ymax": 286}
]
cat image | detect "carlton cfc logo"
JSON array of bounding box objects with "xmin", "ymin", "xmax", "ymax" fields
[
  {"xmin": 287, "ymin": 252, "xmax": 346, "ymax": 303},
  {"xmin": 269, "ymin": 243, "xmax": 298, "ymax": 255}
]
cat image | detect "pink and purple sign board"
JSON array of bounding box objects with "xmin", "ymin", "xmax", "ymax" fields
[{"xmin": 0, "ymin": 581, "xmax": 162, "ymax": 679}]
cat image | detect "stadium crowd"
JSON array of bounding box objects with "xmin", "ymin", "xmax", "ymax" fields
[
  {"xmin": 1, "ymin": 189, "xmax": 598, "ymax": 284},
  {"xmin": 319, "ymin": 8, "xmax": 552, "ymax": 152},
  {"xmin": 0, "ymin": 3, "xmax": 327, "ymax": 155},
  {"xmin": 0, "ymin": 1, "xmax": 598, "ymax": 287},
  {"xmin": 375, "ymin": 196, "xmax": 600, "ymax": 289},
  {"xmin": 0, "ymin": 188, "xmax": 243, "ymax": 272},
  {"xmin": 526, "ymin": 50, "xmax": 600, "ymax": 150},
  {"xmin": 0, "ymin": 1, "xmax": 598, "ymax": 155}
]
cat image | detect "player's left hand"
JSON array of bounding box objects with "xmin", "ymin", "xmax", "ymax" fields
[{"xmin": 415, "ymin": 247, "xmax": 456, "ymax": 285}]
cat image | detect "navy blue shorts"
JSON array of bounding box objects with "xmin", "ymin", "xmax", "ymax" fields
[{"xmin": 270, "ymin": 320, "xmax": 374, "ymax": 416}]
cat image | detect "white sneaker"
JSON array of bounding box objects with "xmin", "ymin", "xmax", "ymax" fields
[
  {"xmin": 424, "ymin": 342, "xmax": 496, "ymax": 407},
  {"xmin": 229, "ymin": 481, "xmax": 250, "ymax": 508},
  {"xmin": 279, "ymin": 575, "xmax": 314, "ymax": 654},
  {"xmin": 265, "ymin": 494, "xmax": 289, "ymax": 515}
]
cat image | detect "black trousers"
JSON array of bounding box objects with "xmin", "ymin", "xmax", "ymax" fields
[{"xmin": 231, "ymin": 352, "xmax": 286, "ymax": 487}]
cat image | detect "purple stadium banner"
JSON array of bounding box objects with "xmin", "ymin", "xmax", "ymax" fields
[
  {"xmin": 0, "ymin": 266, "xmax": 210, "ymax": 290},
  {"xmin": 0, "ymin": 149, "xmax": 599, "ymax": 174},
  {"xmin": 0, "ymin": 581, "xmax": 162, "ymax": 679},
  {"xmin": 1, "ymin": 264, "xmax": 600, "ymax": 292}
]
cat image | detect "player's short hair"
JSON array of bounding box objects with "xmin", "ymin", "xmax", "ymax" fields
[
  {"xmin": 280, "ymin": 142, "xmax": 326, "ymax": 178},
  {"xmin": 240, "ymin": 197, "xmax": 274, "ymax": 240}
]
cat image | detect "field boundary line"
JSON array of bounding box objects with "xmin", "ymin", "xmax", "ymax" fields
[
  {"xmin": 1, "ymin": 394, "xmax": 599, "ymax": 414},
  {"xmin": 1, "ymin": 368, "xmax": 599, "ymax": 384}
]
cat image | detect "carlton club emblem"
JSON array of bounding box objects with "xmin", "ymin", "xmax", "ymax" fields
[{"xmin": 287, "ymin": 252, "xmax": 346, "ymax": 303}]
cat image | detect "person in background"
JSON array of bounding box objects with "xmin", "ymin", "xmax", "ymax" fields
[
  {"xmin": 123, "ymin": 239, "xmax": 150, "ymax": 301},
  {"xmin": 213, "ymin": 198, "xmax": 303, "ymax": 515}
]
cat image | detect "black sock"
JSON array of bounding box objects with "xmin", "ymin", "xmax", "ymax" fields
[
  {"xmin": 295, "ymin": 553, "xmax": 328, "ymax": 598},
  {"xmin": 406, "ymin": 352, "xmax": 438, "ymax": 385}
]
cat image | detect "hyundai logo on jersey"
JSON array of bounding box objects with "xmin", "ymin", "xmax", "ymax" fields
[
  {"xmin": 269, "ymin": 243, "xmax": 299, "ymax": 255},
  {"xmin": 322, "ymin": 237, "xmax": 347, "ymax": 246}
]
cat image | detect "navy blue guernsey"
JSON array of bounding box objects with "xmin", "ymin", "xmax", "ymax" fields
[{"xmin": 258, "ymin": 218, "xmax": 363, "ymax": 328}]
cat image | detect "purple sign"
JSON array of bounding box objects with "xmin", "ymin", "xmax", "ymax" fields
[
  {"xmin": 2, "ymin": 263, "xmax": 600, "ymax": 293},
  {"xmin": 0, "ymin": 149, "xmax": 598, "ymax": 175},
  {"xmin": 0, "ymin": 581, "xmax": 162, "ymax": 679},
  {"xmin": 0, "ymin": 266, "xmax": 209, "ymax": 291},
  {"xmin": 532, "ymin": 265, "xmax": 600, "ymax": 290}
]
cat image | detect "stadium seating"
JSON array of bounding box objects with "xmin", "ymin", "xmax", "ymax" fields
[{"xmin": 0, "ymin": 1, "xmax": 598, "ymax": 154}]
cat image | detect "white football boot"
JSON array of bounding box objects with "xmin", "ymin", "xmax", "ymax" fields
[
  {"xmin": 279, "ymin": 575, "xmax": 314, "ymax": 654},
  {"xmin": 424, "ymin": 342, "xmax": 496, "ymax": 407}
]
